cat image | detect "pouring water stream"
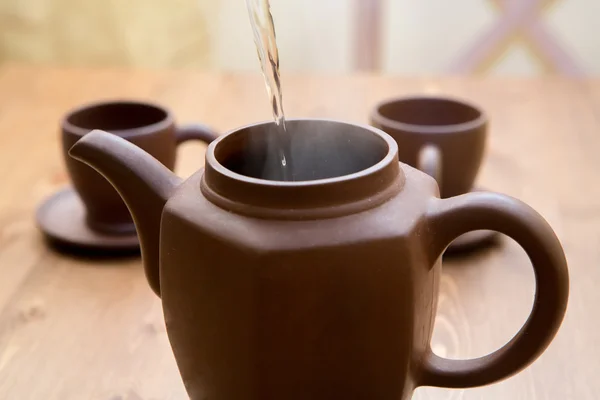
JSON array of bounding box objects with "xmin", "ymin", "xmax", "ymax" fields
[{"xmin": 245, "ymin": 0, "xmax": 293, "ymax": 181}]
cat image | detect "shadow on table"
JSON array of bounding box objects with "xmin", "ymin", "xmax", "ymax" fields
[
  {"xmin": 42, "ymin": 236, "xmax": 141, "ymax": 263},
  {"xmin": 442, "ymin": 233, "xmax": 503, "ymax": 263}
]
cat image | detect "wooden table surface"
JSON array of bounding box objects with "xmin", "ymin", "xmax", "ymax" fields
[{"xmin": 0, "ymin": 64, "xmax": 598, "ymax": 399}]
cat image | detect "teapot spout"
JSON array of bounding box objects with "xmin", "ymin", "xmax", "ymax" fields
[{"xmin": 69, "ymin": 130, "xmax": 182, "ymax": 296}]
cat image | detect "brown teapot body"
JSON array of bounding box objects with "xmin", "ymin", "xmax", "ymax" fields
[
  {"xmin": 161, "ymin": 164, "xmax": 438, "ymax": 399},
  {"xmin": 69, "ymin": 119, "xmax": 568, "ymax": 400}
]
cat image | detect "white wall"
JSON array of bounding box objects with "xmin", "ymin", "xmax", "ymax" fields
[
  {"xmin": 205, "ymin": 0, "xmax": 600, "ymax": 76},
  {"xmin": 208, "ymin": 0, "xmax": 353, "ymax": 72}
]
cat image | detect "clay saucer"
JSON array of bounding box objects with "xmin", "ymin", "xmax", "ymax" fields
[
  {"xmin": 36, "ymin": 188, "xmax": 140, "ymax": 254},
  {"xmin": 444, "ymin": 187, "xmax": 500, "ymax": 255}
]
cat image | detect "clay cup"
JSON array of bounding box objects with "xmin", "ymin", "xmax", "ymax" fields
[
  {"xmin": 61, "ymin": 100, "xmax": 218, "ymax": 235},
  {"xmin": 370, "ymin": 96, "xmax": 487, "ymax": 198}
]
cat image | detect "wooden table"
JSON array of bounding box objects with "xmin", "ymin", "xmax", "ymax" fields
[{"xmin": 0, "ymin": 64, "xmax": 597, "ymax": 399}]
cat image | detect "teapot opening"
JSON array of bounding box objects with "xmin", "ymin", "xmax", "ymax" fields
[
  {"xmin": 202, "ymin": 119, "xmax": 402, "ymax": 219},
  {"xmin": 215, "ymin": 120, "xmax": 389, "ymax": 182}
]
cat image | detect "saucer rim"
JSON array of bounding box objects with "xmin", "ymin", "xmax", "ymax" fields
[{"xmin": 36, "ymin": 187, "xmax": 140, "ymax": 251}]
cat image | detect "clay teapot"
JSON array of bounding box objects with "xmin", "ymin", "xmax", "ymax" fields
[{"xmin": 69, "ymin": 119, "xmax": 569, "ymax": 400}]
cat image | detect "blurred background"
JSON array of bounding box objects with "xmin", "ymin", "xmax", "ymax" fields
[{"xmin": 0, "ymin": 0, "xmax": 597, "ymax": 76}]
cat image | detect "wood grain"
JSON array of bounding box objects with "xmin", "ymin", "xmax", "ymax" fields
[{"xmin": 0, "ymin": 64, "xmax": 597, "ymax": 399}]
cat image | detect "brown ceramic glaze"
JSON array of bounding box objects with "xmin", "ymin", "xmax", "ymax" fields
[
  {"xmin": 36, "ymin": 188, "xmax": 140, "ymax": 252},
  {"xmin": 370, "ymin": 96, "xmax": 487, "ymax": 198},
  {"xmin": 62, "ymin": 99, "xmax": 218, "ymax": 235},
  {"xmin": 69, "ymin": 119, "xmax": 569, "ymax": 400}
]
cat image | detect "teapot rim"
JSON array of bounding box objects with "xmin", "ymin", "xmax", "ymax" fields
[{"xmin": 205, "ymin": 117, "xmax": 399, "ymax": 187}]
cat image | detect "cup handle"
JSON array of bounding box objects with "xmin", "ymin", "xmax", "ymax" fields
[
  {"xmin": 418, "ymin": 191, "xmax": 569, "ymax": 389},
  {"xmin": 175, "ymin": 123, "xmax": 219, "ymax": 144},
  {"xmin": 418, "ymin": 144, "xmax": 442, "ymax": 194}
]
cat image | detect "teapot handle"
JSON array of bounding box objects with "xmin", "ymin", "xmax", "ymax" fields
[
  {"xmin": 418, "ymin": 191, "xmax": 569, "ymax": 389},
  {"xmin": 176, "ymin": 123, "xmax": 219, "ymax": 144}
]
